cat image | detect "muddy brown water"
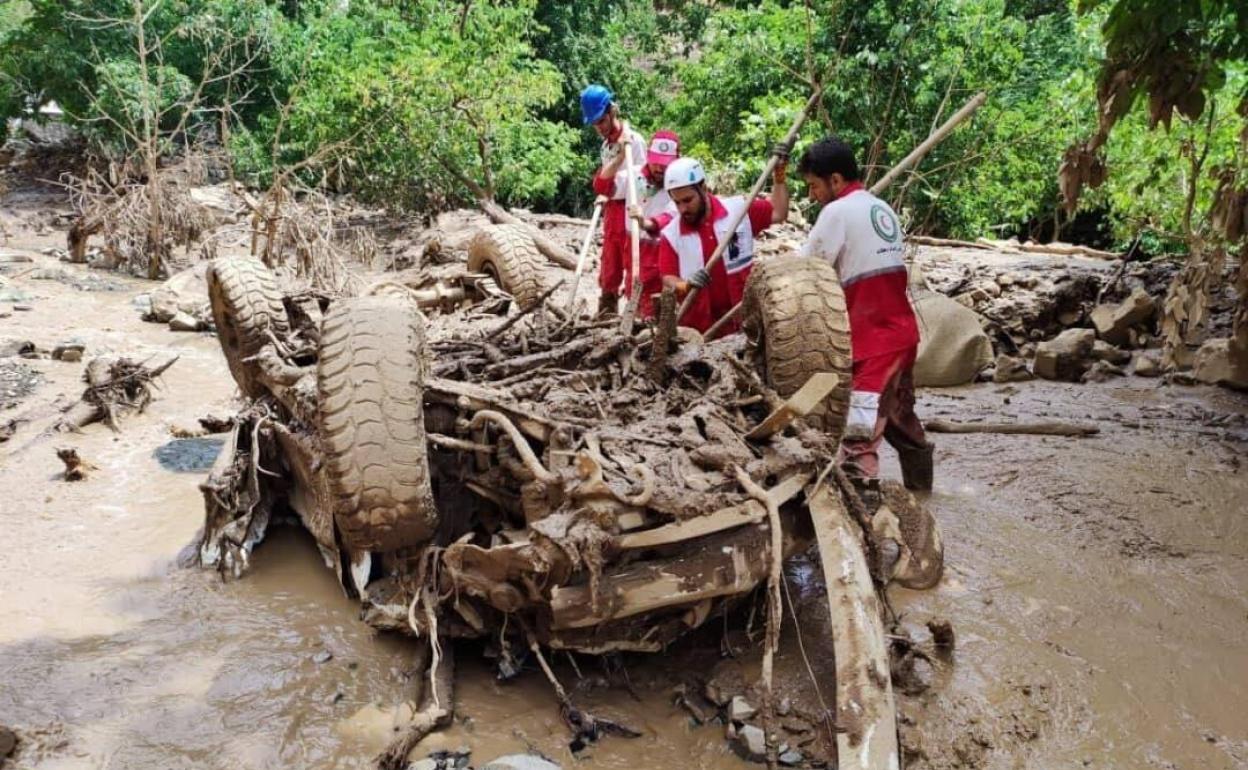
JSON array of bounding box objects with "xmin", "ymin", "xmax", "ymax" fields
[{"xmin": 3, "ymin": 239, "xmax": 1248, "ymax": 769}]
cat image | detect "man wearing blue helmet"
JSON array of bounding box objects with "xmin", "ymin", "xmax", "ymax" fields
[{"xmin": 580, "ymin": 84, "xmax": 647, "ymax": 317}]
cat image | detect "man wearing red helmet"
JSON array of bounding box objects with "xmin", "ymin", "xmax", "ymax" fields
[
  {"xmin": 629, "ymin": 130, "xmax": 680, "ymax": 318},
  {"xmin": 581, "ymin": 84, "xmax": 647, "ymax": 317}
]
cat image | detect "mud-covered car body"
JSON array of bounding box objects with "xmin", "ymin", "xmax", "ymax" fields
[{"xmin": 194, "ymin": 224, "xmax": 937, "ymax": 766}]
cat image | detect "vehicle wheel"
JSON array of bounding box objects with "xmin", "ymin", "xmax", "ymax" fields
[
  {"xmin": 317, "ymin": 296, "xmax": 438, "ymax": 552},
  {"xmin": 467, "ymin": 224, "xmax": 550, "ymax": 311},
  {"xmin": 741, "ymin": 257, "xmax": 853, "ymax": 440},
  {"xmin": 207, "ymin": 257, "xmax": 290, "ymax": 399}
]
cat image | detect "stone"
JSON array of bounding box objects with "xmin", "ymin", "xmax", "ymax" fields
[
  {"xmin": 0, "ymin": 724, "xmax": 15, "ymax": 758},
  {"xmin": 312, "ymin": 649, "xmax": 333, "ymax": 664},
  {"xmin": 728, "ymin": 695, "xmax": 757, "ymax": 722},
  {"xmin": 992, "ymin": 354, "xmax": 1033, "ymax": 383},
  {"xmin": 13, "ymin": 304, "xmax": 32, "ymax": 312},
  {"xmin": 779, "ymin": 749, "xmax": 804, "ymax": 766},
  {"xmin": 408, "ymin": 760, "xmax": 438, "ymax": 770},
  {"xmin": 1091, "ymin": 340, "xmax": 1131, "ymax": 365},
  {"xmin": 1081, "ymin": 360, "xmax": 1125, "ymax": 383},
  {"xmin": 734, "ymin": 724, "xmax": 767, "ymax": 761},
  {"xmin": 1192, "ymin": 338, "xmax": 1248, "ymax": 391},
  {"xmin": 53, "ymin": 342, "xmax": 86, "ymax": 362},
  {"xmin": 1133, "ymin": 353, "xmax": 1161, "ymax": 378},
  {"xmin": 1091, "ymin": 287, "xmax": 1157, "ymax": 345},
  {"xmin": 169, "ymin": 311, "xmax": 203, "ymax": 332},
  {"xmin": 0, "ymin": 339, "xmax": 35, "ymax": 358},
  {"xmin": 480, "ymin": 755, "xmax": 562, "ymax": 770},
  {"xmin": 1033, "ymin": 328, "xmax": 1095, "ymax": 381},
  {"xmin": 147, "ymin": 262, "xmax": 209, "ymax": 324},
  {"xmin": 913, "ymin": 290, "xmax": 994, "ymax": 386}
]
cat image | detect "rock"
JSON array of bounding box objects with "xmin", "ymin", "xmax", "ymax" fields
[
  {"xmin": 169, "ymin": 311, "xmax": 204, "ymax": 332},
  {"xmin": 1091, "ymin": 340, "xmax": 1131, "ymax": 365},
  {"xmin": 1081, "ymin": 360, "xmax": 1125, "ymax": 383},
  {"xmin": 1133, "ymin": 353, "xmax": 1161, "ymax": 377},
  {"xmin": 992, "ymin": 354, "xmax": 1033, "ymax": 383},
  {"xmin": 779, "ymin": 749, "xmax": 804, "ymax": 766},
  {"xmin": 480, "ymin": 755, "xmax": 562, "ymax": 770},
  {"xmin": 913, "ymin": 290, "xmax": 994, "ymax": 386},
  {"xmin": 776, "ymin": 697, "xmax": 792, "ymax": 717},
  {"xmin": 1192, "ymin": 338, "xmax": 1248, "ymax": 391},
  {"xmin": 53, "ymin": 342, "xmax": 85, "ymax": 362},
  {"xmin": 0, "ymin": 287, "xmax": 30, "ymax": 303},
  {"xmin": 147, "ymin": 262, "xmax": 209, "ymax": 324},
  {"xmin": 734, "ymin": 724, "xmax": 767, "ymax": 761},
  {"xmin": 1091, "ymin": 287, "xmax": 1156, "ymax": 345},
  {"xmin": 312, "ymin": 649, "xmax": 333, "ymax": 664},
  {"xmin": 728, "ymin": 695, "xmax": 757, "ymax": 722},
  {"xmin": 0, "ymin": 339, "xmax": 35, "ymax": 358},
  {"xmin": 409, "ymin": 760, "xmax": 439, "ymax": 770},
  {"xmin": 0, "ymin": 724, "xmax": 15, "ymax": 758},
  {"xmin": 13, "ymin": 304, "xmax": 32, "ymax": 312},
  {"xmin": 1033, "ymin": 328, "xmax": 1095, "ymax": 382},
  {"xmin": 0, "ymin": 253, "xmax": 33, "ymax": 263}
]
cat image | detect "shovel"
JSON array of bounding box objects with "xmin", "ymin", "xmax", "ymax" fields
[{"xmin": 565, "ymin": 195, "xmax": 606, "ymax": 313}]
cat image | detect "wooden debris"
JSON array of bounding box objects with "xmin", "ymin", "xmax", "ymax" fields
[
  {"xmin": 925, "ymin": 419, "xmax": 1099, "ymax": 437},
  {"xmin": 745, "ymin": 372, "xmax": 840, "ymax": 441},
  {"xmin": 57, "ymin": 447, "xmax": 97, "ymax": 481},
  {"xmin": 55, "ymin": 355, "xmax": 178, "ymax": 433}
]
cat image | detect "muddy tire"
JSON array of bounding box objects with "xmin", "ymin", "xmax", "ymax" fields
[
  {"xmin": 207, "ymin": 257, "xmax": 290, "ymax": 398},
  {"xmin": 741, "ymin": 257, "xmax": 852, "ymax": 439},
  {"xmin": 468, "ymin": 224, "xmax": 549, "ymax": 311},
  {"xmin": 317, "ymin": 296, "xmax": 438, "ymax": 553}
]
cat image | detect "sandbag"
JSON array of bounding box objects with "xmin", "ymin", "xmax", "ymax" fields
[{"xmin": 912, "ymin": 288, "xmax": 993, "ymax": 386}]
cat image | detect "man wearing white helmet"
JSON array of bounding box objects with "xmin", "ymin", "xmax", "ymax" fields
[{"xmin": 656, "ymin": 153, "xmax": 790, "ymax": 334}]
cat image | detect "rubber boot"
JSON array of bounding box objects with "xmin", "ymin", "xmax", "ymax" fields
[
  {"xmin": 596, "ymin": 292, "xmax": 619, "ymax": 319},
  {"xmin": 897, "ymin": 441, "xmax": 934, "ymax": 491}
]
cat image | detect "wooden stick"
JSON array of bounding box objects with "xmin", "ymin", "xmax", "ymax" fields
[
  {"xmin": 677, "ymin": 89, "xmax": 823, "ymax": 325},
  {"xmin": 486, "ymin": 278, "xmax": 564, "ymax": 340},
  {"xmin": 925, "ymin": 419, "xmax": 1099, "ymax": 437},
  {"xmin": 703, "ymin": 299, "xmax": 744, "ymax": 341},
  {"xmin": 619, "ymin": 138, "xmax": 644, "ymax": 333},
  {"xmin": 565, "ymin": 200, "xmax": 604, "ymax": 312},
  {"xmin": 869, "ymin": 91, "xmax": 987, "ymax": 194}
]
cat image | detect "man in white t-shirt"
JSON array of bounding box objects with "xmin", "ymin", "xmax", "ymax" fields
[{"xmin": 797, "ymin": 137, "xmax": 932, "ymax": 490}]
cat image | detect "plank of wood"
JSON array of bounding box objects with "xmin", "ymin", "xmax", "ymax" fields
[
  {"xmin": 807, "ymin": 483, "xmax": 901, "ymax": 770},
  {"xmin": 925, "ymin": 419, "xmax": 1099, "ymax": 437},
  {"xmin": 746, "ymin": 372, "xmax": 840, "ymax": 440}
]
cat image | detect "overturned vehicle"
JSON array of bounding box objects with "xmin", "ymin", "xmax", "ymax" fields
[{"xmin": 192, "ymin": 224, "xmax": 943, "ymax": 769}]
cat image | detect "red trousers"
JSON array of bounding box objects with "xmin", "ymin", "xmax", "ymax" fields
[{"xmin": 839, "ymin": 346, "xmax": 926, "ymax": 479}]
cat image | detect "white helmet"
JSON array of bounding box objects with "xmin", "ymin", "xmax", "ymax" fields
[{"xmin": 664, "ymin": 157, "xmax": 706, "ymax": 192}]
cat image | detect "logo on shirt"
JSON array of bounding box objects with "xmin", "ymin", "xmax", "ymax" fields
[{"xmin": 870, "ymin": 204, "xmax": 900, "ymax": 243}]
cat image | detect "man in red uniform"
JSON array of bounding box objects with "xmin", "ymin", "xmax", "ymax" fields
[
  {"xmin": 656, "ymin": 155, "xmax": 789, "ymax": 334},
  {"xmin": 581, "ymin": 84, "xmax": 647, "ymax": 317},
  {"xmin": 797, "ymin": 136, "xmax": 932, "ymax": 490}
]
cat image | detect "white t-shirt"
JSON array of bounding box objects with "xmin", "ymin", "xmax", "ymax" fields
[{"xmin": 799, "ymin": 188, "xmax": 905, "ymax": 287}]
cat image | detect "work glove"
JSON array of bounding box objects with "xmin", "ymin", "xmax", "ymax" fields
[
  {"xmin": 594, "ymin": 194, "xmax": 609, "ymax": 207},
  {"xmin": 771, "ymin": 140, "xmax": 793, "ymax": 161},
  {"xmin": 628, "ymin": 203, "xmax": 645, "ymax": 223},
  {"xmin": 687, "ymin": 268, "xmax": 711, "ymax": 289}
]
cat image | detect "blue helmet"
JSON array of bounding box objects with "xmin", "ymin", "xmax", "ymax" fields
[{"xmin": 580, "ymin": 84, "xmax": 613, "ymax": 125}]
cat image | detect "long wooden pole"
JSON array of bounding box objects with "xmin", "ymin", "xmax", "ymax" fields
[
  {"xmin": 619, "ymin": 138, "xmax": 644, "ymax": 332},
  {"xmin": 868, "ymin": 91, "xmax": 986, "ymax": 194},
  {"xmin": 675, "ymin": 89, "xmax": 823, "ymax": 325},
  {"xmin": 565, "ymin": 198, "xmax": 605, "ymax": 312}
]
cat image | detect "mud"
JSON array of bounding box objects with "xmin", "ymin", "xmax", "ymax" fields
[{"xmin": 2, "ymin": 189, "xmax": 1248, "ymax": 769}]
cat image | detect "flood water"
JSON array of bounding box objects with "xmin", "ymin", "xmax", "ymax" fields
[{"xmin": 2, "ymin": 243, "xmax": 1247, "ymax": 769}]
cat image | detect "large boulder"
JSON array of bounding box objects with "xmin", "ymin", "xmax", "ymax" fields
[
  {"xmin": 913, "ymin": 290, "xmax": 994, "ymax": 387},
  {"xmin": 146, "ymin": 262, "xmax": 210, "ymax": 325},
  {"xmin": 1193, "ymin": 338, "xmax": 1248, "ymax": 390},
  {"xmin": 1090, "ymin": 287, "xmax": 1156, "ymax": 345},
  {"xmin": 1033, "ymin": 328, "xmax": 1095, "ymax": 381}
]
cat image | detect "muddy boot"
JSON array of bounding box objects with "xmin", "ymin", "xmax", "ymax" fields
[
  {"xmin": 897, "ymin": 441, "xmax": 934, "ymax": 491},
  {"xmin": 596, "ymin": 292, "xmax": 619, "ymax": 319}
]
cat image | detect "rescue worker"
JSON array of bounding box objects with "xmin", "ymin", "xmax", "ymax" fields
[
  {"xmin": 628, "ymin": 129, "xmax": 680, "ymax": 318},
  {"xmin": 656, "ymin": 151, "xmax": 790, "ymax": 334},
  {"xmin": 796, "ymin": 136, "xmax": 933, "ymax": 491},
  {"xmin": 581, "ymin": 84, "xmax": 647, "ymax": 317}
]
